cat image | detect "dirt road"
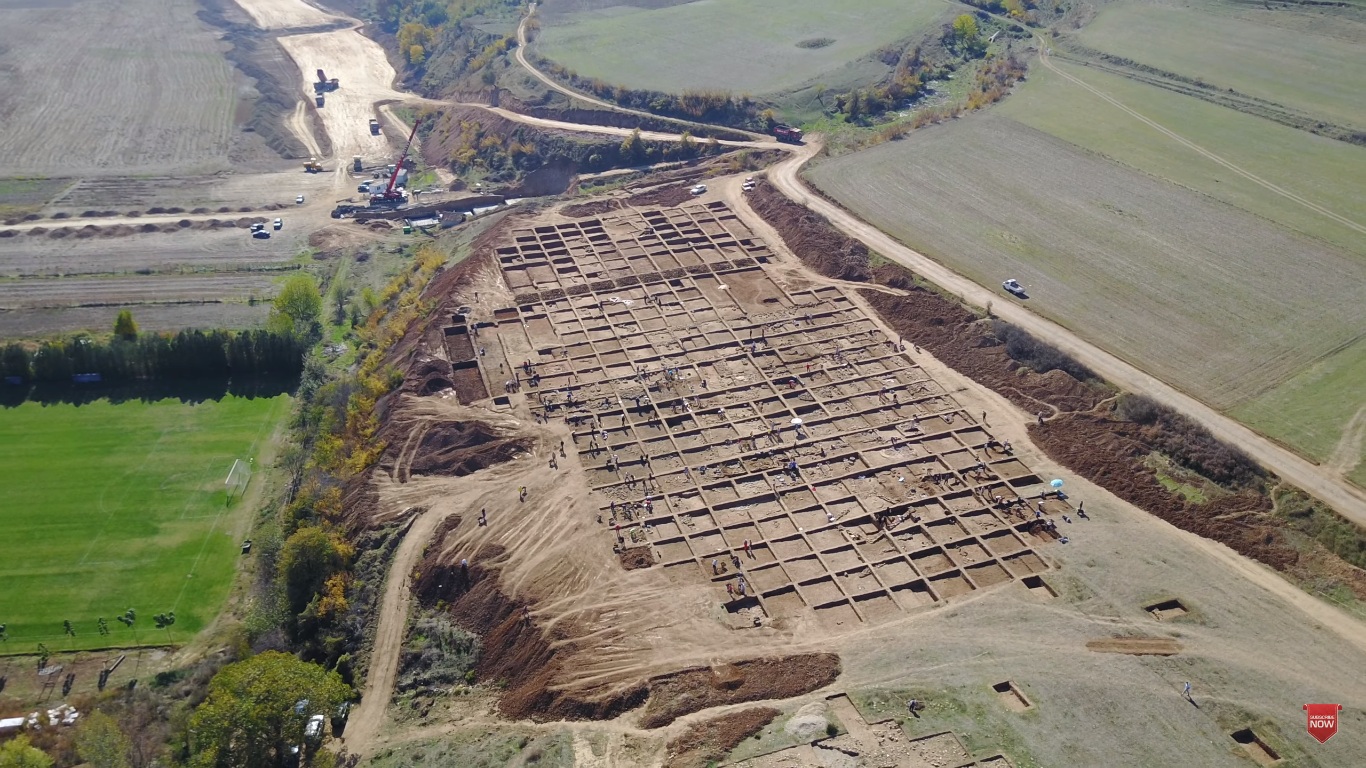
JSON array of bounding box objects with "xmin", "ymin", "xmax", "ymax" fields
[{"xmin": 232, "ymin": 0, "xmax": 337, "ymax": 30}]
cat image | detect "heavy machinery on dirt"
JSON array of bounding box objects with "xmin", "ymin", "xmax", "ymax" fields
[
  {"xmin": 773, "ymin": 124, "xmax": 803, "ymax": 144},
  {"xmin": 367, "ymin": 118, "xmax": 421, "ymax": 208},
  {"xmin": 304, "ymin": 157, "xmax": 323, "ymax": 173},
  {"xmin": 369, "ymin": 118, "xmax": 381, "ymax": 135},
  {"xmin": 314, "ymin": 69, "xmax": 339, "ymax": 93}
]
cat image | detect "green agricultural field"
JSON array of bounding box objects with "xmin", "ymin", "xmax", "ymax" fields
[
  {"xmin": 0, "ymin": 394, "xmax": 287, "ymax": 653},
  {"xmin": 1077, "ymin": 1, "xmax": 1366, "ymax": 130},
  {"xmin": 1233, "ymin": 338, "xmax": 1366, "ymax": 470},
  {"xmin": 535, "ymin": 0, "xmax": 946, "ymax": 96},
  {"xmin": 996, "ymin": 59, "xmax": 1366, "ymax": 258},
  {"xmin": 805, "ymin": 112, "xmax": 1366, "ymax": 418}
]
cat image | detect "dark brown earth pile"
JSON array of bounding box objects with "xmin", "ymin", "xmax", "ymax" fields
[
  {"xmin": 625, "ymin": 183, "xmax": 695, "ymax": 209},
  {"xmin": 639, "ymin": 654, "xmax": 841, "ymax": 728},
  {"xmin": 665, "ymin": 707, "xmax": 781, "ymax": 768},
  {"xmin": 411, "ymin": 543, "xmax": 839, "ymax": 724},
  {"xmin": 562, "ymin": 199, "xmax": 624, "ymax": 218},
  {"xmin": 407, "ymin": 422, "xmax": 531, "ymax": 478},
  {"xmin": 746, "ymin": 182, "xmax": 872, "ymax": 281},
  {"xmin": 617, "ymin": 545, "xmax": 655, "ymax": 570},
  {"xmin": 1031, "ymin": 414, "xmax": 1295, "ymax": 570},
  {"xmin": 412, "ymin": 546, "xmax": 649, "ymax": 722}
]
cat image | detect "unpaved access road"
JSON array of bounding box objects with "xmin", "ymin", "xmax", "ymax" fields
[{"xmin": 232, "ymin": 0, "xmax": 338, "ymax": 30}]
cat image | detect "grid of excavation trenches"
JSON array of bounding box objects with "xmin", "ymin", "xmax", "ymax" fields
[{"xmin": 466, "ymin": 203, "xmax": 1058, "ymax": 630}]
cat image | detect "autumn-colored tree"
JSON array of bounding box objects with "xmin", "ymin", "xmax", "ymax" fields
[
  {"xmin": 279, "ymin": 526, "xmax": 354, "ymax": 616},
  {"xmin": 268, "ymin": 274, "xmax": 322, "ymax": 340},
  {"xmin": 113, "ymin": 310, "xmax": 138, "ymax": 340}
]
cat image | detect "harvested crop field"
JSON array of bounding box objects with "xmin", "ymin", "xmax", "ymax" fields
[
  {"xmin": 536, "ymin": 0, "xmax": 945, "ymax": 95},
  {"xmin": 0, "ymin": 0, "xmax": 238, "ymax": 177},
  {"xmin": 806, "ymin": 114, "xmax": 1366, "ymax": 412},
  {"xmin": 997, "ymin": 60, "xmax": 1366, "ymax": 258},
  {"xmin": 1076, "ymin": 1, "xmax": 1366, "ymax": 131}
]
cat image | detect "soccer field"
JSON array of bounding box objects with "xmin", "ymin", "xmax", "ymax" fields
[{"xmin": 0, "ymin": 394, "xmax": 288, "ymax": 652}]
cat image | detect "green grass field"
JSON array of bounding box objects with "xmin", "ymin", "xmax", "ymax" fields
[
  {"xmin": 0, "ymin": 394, "xmax": 287, "ymax": 653},
  {"xmin": 535, "ymin": 0, "xmax": 945, "ymax": 96},
  {"xmin": 996, "ymin": 59, "xmax": 1366, "ymax": 258},
  {"xmin": 1232, "ymin": 338, "xmax": 1366, "ymax": 468},
  {"xmin": 1078, "ymin": 1, "xmax": 1366, "ymax": 130}
]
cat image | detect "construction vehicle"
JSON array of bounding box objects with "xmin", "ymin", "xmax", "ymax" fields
[
  {"xmin": 352, "ymin": 155, "xmax": 363, "ymax": 172},
  {"xmin": 772, "ymin": 124, "xmax": 803, "ymax": 144},
  {"xmin": 303, "ymin": 157, "xmax": 323, "ymax": 173},
  {"xmin": 313, "ymin": 69, "xmax": 339, "ymax": 93},
  {"xmin": 369, "ymin": 118, "xmax": 421, "ymax": 208},
  {"xmin": 368, "ymin": 118, "xmax": 380, "ymax": 135}
]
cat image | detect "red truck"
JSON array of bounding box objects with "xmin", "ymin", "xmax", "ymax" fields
[{"xmin": 773, "ymin": 124, "xmax": 803, "ymax": 144}]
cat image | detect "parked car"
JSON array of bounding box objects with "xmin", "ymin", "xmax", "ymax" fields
[
  {"xmin": 690, "ymin": 184, "xmax": 707, "ymax": 195},
  {"xmin": 252, "ymin": 230, "xmax": 270, "ymax": 239},
  {"xmin": 273, "ymin": 218, "xmax": 283, "ymax": 230},
  {"xmin": 296, "ymin": 195, "xmax": 305, "ymax": 204},
  {"xmin": 1002, "ymin": 278, "xmax": 1026, "ymax": 296}
]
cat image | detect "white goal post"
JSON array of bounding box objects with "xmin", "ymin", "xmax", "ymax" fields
[{"xmin": 225, "ymin": 459, "xmax": 252, "ymax": 499}]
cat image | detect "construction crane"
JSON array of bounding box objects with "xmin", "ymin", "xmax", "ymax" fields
[{"xmin": 369, "ymin": 118, "xmax": 421, "ymax": 208}]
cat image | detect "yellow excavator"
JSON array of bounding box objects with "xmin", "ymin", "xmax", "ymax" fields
[{"xmin": 304, "ymin": 157, "xmax": 323, "ymax": 173}]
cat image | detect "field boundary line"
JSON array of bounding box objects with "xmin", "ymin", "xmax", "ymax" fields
[{"xmin": 1038, "ymin": 48, "xmax": 1366, "ymax": 237}]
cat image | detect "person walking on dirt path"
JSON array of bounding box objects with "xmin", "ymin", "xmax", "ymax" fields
[
  {"xmin": 479, "ymin": 508, "xmax": 487, "ymax": 526},
  {"xmin": 982, "ymin": 411, "xmax": 988, "ymax": 426},
  {"xmin": 1183, "ymin": 681, "xmax": 1193, "ymax": 701},
  {"xmin": 519, "ymin": 486, "xmax": 527, "ymax": 502},
  {"xmin": 1037, "ymin": 411, "xmax": 1045, "ymax": 425}
]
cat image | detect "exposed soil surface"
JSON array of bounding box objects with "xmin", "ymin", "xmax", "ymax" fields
[
  {"xmin": 617, "ymin": 545, "xmax": 655, "ymax": 571},
  {"xmin": 665, "ymin": 707, "xmax": 781, "ymax": 768},
  {"xmin": 562, "ymin": 199, "xmax": 624, "ymax": 218},
  {"xmin": 624, "ymin": 183, "xmax": 695, "ymax": 209},
  {"xmin": 639, "ymin": 654, "xmax": 841, "ymax": 729}
]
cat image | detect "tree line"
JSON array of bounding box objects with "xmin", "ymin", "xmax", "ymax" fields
[{"xmin": 1, "ymin": 328, "xmax": 306, "ymax": 387}]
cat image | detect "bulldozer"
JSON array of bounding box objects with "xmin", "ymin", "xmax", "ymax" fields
[{"xmin": 304, "ymin": 157, "xmax": 323, "ymax": 173}]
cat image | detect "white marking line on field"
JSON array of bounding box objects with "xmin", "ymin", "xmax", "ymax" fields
[
  {"xmin": 168, "ymin": 397, "xmax": 284, "ymax": 618},
  {"xmin": 1039, "ymin": 47, "xmax": 1366, "ymax": 237}
]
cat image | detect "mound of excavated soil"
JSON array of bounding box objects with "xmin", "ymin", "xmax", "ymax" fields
[
  {"xmin": 407, "ymin": 422, "xmax": 531, "ymax": 478},
  {"xmin": 1030, "ymin": 415, "xmax": 1295, "ymax": 570},
  {"xmin": 412, "ymin": 549, "xmax": 649, "ymax": 722},
  {"xmin": 405, "ymin": 356, "xmax": 455, "ymax": 396},
  {"xmin": 562, "ymin": 199, "xmax": 623, "ymax": 218},
  {"xmin": 747, "ymin": 182, "xmax": 872, "ymax": 281},
  {"xmin": 625, "ymin": 183, "xmax": 694, "ymax": 209},
  {"xmin": 617, "ymin": 545, "xmax": 654, "ymax": 571},
  {"xmin": 666, "ymin": 707, "xmax": 781, "ymax": 768},
  {"xmin": 639, "ymin": 654, "xmax": 841, "ymax": 729}
]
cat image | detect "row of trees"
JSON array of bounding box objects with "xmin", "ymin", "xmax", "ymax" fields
[
  {"xmin": 0, "ymin": 329, "xmax": 306, "ymax": 385},
  {"xmin": 1, "ymin": 274, "xmax": 322, "ymax": 388}
]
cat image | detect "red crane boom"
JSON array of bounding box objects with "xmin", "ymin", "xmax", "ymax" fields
[{"xmin": 370, "ymin": 117, "xmax": 422, "ymax": 207}]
